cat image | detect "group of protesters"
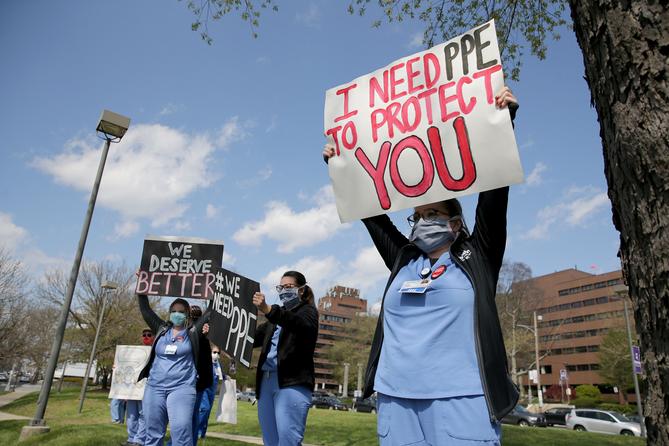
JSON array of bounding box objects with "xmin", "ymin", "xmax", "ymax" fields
[{"xmin": 122, "ymin": 86, "xmax": 519, "ymax": 446}]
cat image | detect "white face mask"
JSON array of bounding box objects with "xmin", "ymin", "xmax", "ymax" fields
[{"xmin": 212, "ymin": 353, "xmax": 220, "ymax": 361}]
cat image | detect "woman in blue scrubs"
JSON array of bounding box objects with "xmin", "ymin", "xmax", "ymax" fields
[
  {"xmin": 323, "ymin": 87, "xmax": 519, "ymax": 445},
  {"xmin": 252, "ymin": 271, "xmax": 319, "ymax": 446},
  {"xmin": 137, "ymin": 295, "xmax": 210, "ymax": 446}
]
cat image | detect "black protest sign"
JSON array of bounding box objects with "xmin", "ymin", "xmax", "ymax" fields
[
  {"xmin": 207, "ymin": 267, "xmax": 259, "ymax": 368},
  {"xmin": 135, "ymin": 236, "xmax": 224, "ymax": 299}
]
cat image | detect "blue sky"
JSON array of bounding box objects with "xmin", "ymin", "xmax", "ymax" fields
[{"xmin": 0, "ymin": 1, "xmax": 619, "ymax": 307}]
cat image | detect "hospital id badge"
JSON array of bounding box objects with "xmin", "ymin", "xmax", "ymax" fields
[
  {"xmin": 164, "ymin": 344, "xmax": 177, "ymax": 355},
  {"xmin": 400, "ymin": 279, "xmax": 431, "ymax": 294}
]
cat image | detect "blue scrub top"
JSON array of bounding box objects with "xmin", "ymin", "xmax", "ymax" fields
[
  {"xmin": 261, "ymin": 326, "xmax": 282, "ymax": 372},
  {"xmin": 148, "ymin": 327, "xmax": 197, "ymax": 390},
  {"xmin": 375, "ymin": 252, "xmax": 484, "ymax": 399}
]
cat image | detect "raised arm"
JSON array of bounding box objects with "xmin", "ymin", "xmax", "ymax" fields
[
  {"xmin": 137, "ymin": 294, "xmax": 164, "ymax": 334},
  {"xmin": 469, "ymin": 87, "xmax": 518, "ymax": 272}
]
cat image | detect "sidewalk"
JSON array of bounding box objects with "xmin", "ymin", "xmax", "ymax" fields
[
  {"xmin": 0, "ymin": 384, "xmax": 39, "ymax": 421},
  {"xmin": 206, "ymin": 431, "xmax": 318, "ymax": 446}
]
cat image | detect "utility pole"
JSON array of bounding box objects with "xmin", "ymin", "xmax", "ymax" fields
[{"xmin": 342, "ymin": 363, "xmax": 350, "ymax": 398}]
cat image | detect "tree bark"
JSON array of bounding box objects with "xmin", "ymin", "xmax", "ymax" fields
[{"xmin": 568, "ymin": 2, "xmax": 669, "ymax": 444}]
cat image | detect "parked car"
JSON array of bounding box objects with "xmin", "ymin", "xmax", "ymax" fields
[
  {"xmin": 500, "ymin": 405, "xmax": 547, "ymax": 427},
  {"xmin": 544, "ymin": 407, "xmax": 572, "ymax": 426},
  {"xmin": 352, "ymin": 396, "xmax": 377, "ymax": 413},
  {"xmin": 566, "ymin": 409, "xmax": 641, "ymax": 436},
  {"xmin": 237, "ymin": 391, "xmax": 256, "ymax": 402},
  {"xmin": 311, "ymin": 395, "xmax": 348, "ymax": 411}
]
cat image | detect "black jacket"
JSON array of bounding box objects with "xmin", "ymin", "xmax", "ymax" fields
[
  {"xmin": 137, "ymin": 295, "xmax": 213, "ymax": 392},
  {"xmin": 362, "ymin": 186, "xmax": 519, "ymax": 422},
  {"xmin": 253, "ymin": 301, "xmax": 319, "ymax": 397}
]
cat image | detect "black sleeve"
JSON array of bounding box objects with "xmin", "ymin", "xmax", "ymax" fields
[
  {"xmin": 194, "ymin": 307, "xmax": 211, "ymax": 334},
  {"xmin": 471, "ymin": 187, "xmax": 509, "ymax": 273},
  {"xmin": 137, "ymin": 294, "xmax": 164, "ymax": 334},
  {"xmin": 362, "ymin": 214, "xmax": 410, "ymax": 270},
  {"xmin": 265, "ymin": 304, "xmax": 318, "ymax": 335},
  {"xmin": 254, "ymin": 322, "xmax": 268, "ymax": 348}
]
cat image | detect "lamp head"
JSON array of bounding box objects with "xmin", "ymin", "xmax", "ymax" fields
[{"xmin": 96, "ymin": 110, "xmax": 130, "ymax": 139}]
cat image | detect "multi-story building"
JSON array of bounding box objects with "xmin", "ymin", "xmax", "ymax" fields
[
  {"xmin": 314, "ymin": 285, "xmax": 367, "ymax": 391},
  {"xmin": 522, "ymin": 268, "xmax": 628, "ymax": 393}
]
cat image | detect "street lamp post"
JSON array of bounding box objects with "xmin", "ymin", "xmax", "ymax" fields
[
  {"xmin": 614, "ymin": 284, "xmax": 645, "ymax": 438},
  {"xmin": 78, "ymin": 281, "xmax": 117, "ymax": 413},
  {"xmin": 518, "ymin": 312, "xmax": 544, "ymax": 410},
  {"xmin": 533, "ymin": 311, "xmax": 544, "ymax": 409},
  {"xmin": 20, "ymin": 111, "xmax": 130, "ymax": 440}
]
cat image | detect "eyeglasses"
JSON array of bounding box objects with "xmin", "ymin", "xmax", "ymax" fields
[
  {"xmin": 407, "ymin": 209, "xmax": 452, "ymax": 227},
  {"xmin": 275, "ymin": 284, "xmax": 306, "ymax": 293},
  {"xmin": 212, "ymin": 351, "xmax": 220, "ymax": 355},
  {"xmin": 142, "ymin": 333, "xmax": 153, "ymax": 338}
]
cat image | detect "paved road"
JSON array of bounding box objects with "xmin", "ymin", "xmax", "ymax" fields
[{"xmin": 0, "ymin": 385, "xmax": 39, "ymax": 421}]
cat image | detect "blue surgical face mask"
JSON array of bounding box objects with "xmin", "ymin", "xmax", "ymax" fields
[
  {"xmin": 279, "ymin": 287, "xmax": 301, "ymax": 310},
  {"xmin": 409, "ymin": 218, "xmax": 456, "ymax": 253},
  {"xmin": 170, "ymin": 311, "xmax": 187, "ymax": 326}
]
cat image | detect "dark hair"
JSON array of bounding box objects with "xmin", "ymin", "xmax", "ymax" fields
[
  {"xmin": 190, "ymin": 305, "xmax": 202, "ymax": 321},
  {"xmin": 169, "ymin": 298, "xmax": 190, "ymax": 313},
  {"xmin": 282, "ymin": 270, "xmax": 315, "ymax": 306},
  {"xmin": 442, "ymin": 198, "xmax": 469, "ymax": 237}
]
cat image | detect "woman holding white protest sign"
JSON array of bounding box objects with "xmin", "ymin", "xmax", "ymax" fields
[
  {"xmin": 323, "ymin": 87, "xmax": 518, "ymax": 445},
  {"xmin": 251, "ymin": 270, "xmax": 318, "ymax": 446},
  {"xmin": 136, "ymin": 295, "xmax": 211, "ymax": 446}
]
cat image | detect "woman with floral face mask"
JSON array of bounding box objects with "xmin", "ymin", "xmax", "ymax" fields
[
  {"xmin": 136, "ymin": 295, "xmax": 211, "ymax": 446},
  {"xmin": 323, "ymin": 87, "xmax": 519, "ymax": 445},
  {"xmin": 251, "ymin": 270, "xmax": 318, "ymax": 446}
]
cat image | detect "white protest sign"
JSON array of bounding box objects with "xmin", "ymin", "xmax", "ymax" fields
[
  {"xmin": 324, "ymin": 20, "xmax": 523, "ymax": 222},
  {"xmin": 108, "ymin": 345, "xmax": 151, "ymax": 401}
]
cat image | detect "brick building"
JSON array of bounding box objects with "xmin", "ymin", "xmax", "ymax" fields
[
  {"xmin": 522, "ymin": 268, "xmax": 628, "ymax": 392},
  {"xmin": 314, "ymin": 285, "xmax": 367, "ymax": 391}
]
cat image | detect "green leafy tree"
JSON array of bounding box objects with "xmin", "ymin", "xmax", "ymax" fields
[
  {"xmin": 325, "ymin": 315, "xmax": 377, "ymax": 387},
  {"xmin": 573, "ymin": 384, "xmax": 602, "ymax": 408},
  {"xmin": 598, "ymin": 329, "xmax": 634, "ymax": 403}
]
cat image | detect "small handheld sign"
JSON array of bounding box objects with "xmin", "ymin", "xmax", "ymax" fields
[{"xmin": 207, "ymin": 267, "xmax": 259, "ymax": 368}]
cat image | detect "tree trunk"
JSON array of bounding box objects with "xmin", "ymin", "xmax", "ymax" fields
[{"xmin": 568, "ymin": 2, "xmax": 669, "ymax": 444}]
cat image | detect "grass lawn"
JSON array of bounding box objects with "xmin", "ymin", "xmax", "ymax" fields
[{"xmin": 0, "ymin": 388, "xmax": 645, "ymax": 446}]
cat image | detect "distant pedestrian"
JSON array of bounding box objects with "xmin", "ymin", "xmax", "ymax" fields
[{"xmin": 120, "ymin": 328, "xmax": 154, "ymax": 446}]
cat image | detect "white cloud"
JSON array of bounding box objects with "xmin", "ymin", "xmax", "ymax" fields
[
  {"xmin": 206, "ymin": 204, "xmax": 219, "ymax": 219},
  {"xmin": 217, "ymin": 116, "xmax": 250, "ymax": 149},
  {"xmin": 222, "ymin": 251, "xmax": 236, "ymax": 266},
  {"xmin": 32, "ymin": 118, "xmax": 246, "ymax": 232},
  {"xmin": 0, "ymin": 213, "xmax": 69, "ymax": 274},
  {"xmin": 525, "ymin": 162, "xmax": 547, "ymax": 187},
  {"xmin": 173, "ymin": 220, "xmax": 191, "ymax": 232},
  {"xmin": 523, "ymin": 187, "xmax": 611, "ymax": 240},
  {"xmin": 259, "ymin": 245, "xmax": 389, "ymax": 306},
  {"xmin": 159, "ymin": 103, "xmax": 179, "ymax": 116},
  {"xmin": 112, "ymin": 220, "xmax": 140, "ymax": 240},
  {"xmin": 236, "ymin": 165, "xmax": 272, "ymax": 189},
  {"xmin": 407, "ymin": 32, "xmax": 424, "ymax": 49},
  {"xmin": 0, "ymin": 212, "xmax": 28, "ymax": 250},
  {"xmin": 519, "ymin": 138, "xmax": 536, "ymax": 150},
  {"xmin": 265, "ymin": 115, "xmax": 278, "ymax": 133},
  {"xmin": 295, "ymin": 3, "xmax": 321, "ymax": 28},
  {"xmin": 260, "ymin": 256, "xmax": 337, "ymax": 305},
  {"xmin": 232, "ymin": 185, "xmax": 349, "ymax": 253},
  {"xmin": 338, "ymin": 246, "xmax": 388, "ymax": 301}
]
